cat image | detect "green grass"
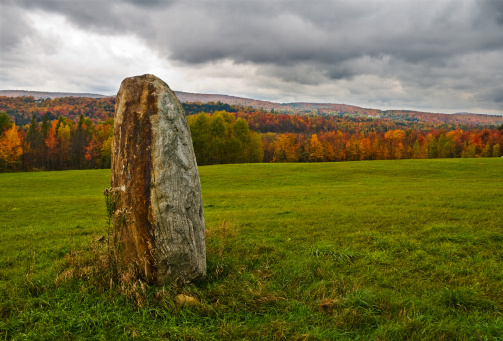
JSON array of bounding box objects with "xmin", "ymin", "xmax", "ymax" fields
[{"xmin": 1, "ymin": 158, "xmax": 503, "ymax": 340}]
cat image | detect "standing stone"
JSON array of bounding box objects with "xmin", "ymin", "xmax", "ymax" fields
[{"xmin": 111, "ymin": 74, "xmax": 206, "ymax": 284}]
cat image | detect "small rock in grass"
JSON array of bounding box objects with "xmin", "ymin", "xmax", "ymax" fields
[{"xmin": 174, "ymin": 294, "xmax": 200, "ymax": 307}]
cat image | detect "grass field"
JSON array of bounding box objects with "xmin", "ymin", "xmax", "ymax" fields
[{"xmin": 1, "ymin": 158, "xmax": 502, "ymax": 340}]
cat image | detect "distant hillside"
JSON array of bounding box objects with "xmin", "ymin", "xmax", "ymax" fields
[
  {"xmin": 0, "ymin": 90, "xmax": 108, "ymax": 99},
  {"xmin": 2, "ymin": 89, "xmax": 502, "ymax": 127},
  {"xmin": 174, "ymin": 91, "xmax": 283, "ymax": 110}
]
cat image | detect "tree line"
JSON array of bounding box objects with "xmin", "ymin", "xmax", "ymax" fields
[
  {"xmin": 260, "ymin": 128, "xmax": 501, "ymax": 163},
  {"xmin": 0, "ymin": 95, "xmax": 114, "ymax": 126},
  {"xmin": 0, "ymin": 112, "xmax": 112, "ymax": 172},
  {"xmin": 188, "ymin": 111, "xmax": 263, "ymax": 165},
  {"xmin": 1, "ymin": 99, "xmax": 502, "ymax": 172}
]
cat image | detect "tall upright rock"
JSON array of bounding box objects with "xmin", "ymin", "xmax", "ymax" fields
[{"xmin": 111, "ymin": 74, "xmax": 206, "ymax": 284}]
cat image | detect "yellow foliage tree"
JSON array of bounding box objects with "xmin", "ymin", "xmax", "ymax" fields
[
  {"xmin": 309, "ymin": 134, "xmax": 324, "ymax": 162},
  {"xmin": 273, "ymin": 133, "xmax": 298, "ymax": 162},
  {"xmin": 0, "ymin": 124, "xmax": 23, "ymax": 171}
]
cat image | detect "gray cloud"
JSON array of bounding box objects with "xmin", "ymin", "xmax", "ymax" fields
[
  {"xmin": 479, "ymin": 0, "xmax": 503, "ymax": 26},
  {"xmin": 1, "ymin": 0, "xmax": 502, "ymax": 113},
  {"xmin": 0, "ymin": 3, "xmax": 33, "ymax": 51}
]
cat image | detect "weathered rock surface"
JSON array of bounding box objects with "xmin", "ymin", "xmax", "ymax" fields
[{"xmin": 111, "ymin": 74, "xmax": 206, "ymax": 284}]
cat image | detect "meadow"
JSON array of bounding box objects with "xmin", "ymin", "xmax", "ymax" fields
[{"xmin": 1, "ymin": 158, "xmax": 502, "ymax": 340}]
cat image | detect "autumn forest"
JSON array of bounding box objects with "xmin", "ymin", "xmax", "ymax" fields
[{"xmin": 0, "ymin": 95, "xmax": 502, "ymax": 172}]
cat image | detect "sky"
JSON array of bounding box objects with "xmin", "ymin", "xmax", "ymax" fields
[{"xmin": 1, "ymin": 0, "xmax": 502, "ymax": 115}]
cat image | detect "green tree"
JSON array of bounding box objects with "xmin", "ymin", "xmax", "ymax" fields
[
  {"xmin": 209, "ymin": 113, "xmax": 230, "ymax": 164},
  {"xmin": 41, "ymin": 113, "xmax": 50, "ymax": 138},
  {"xmin": 0, "ymin": 112, "xmax": 12, "ymax": 133},
  {"xmin": 100, "ymin": 136, "xmax": 113, "ymax": 168},
  {"xmin": 57, "ymin": 123, "xmax": 72, "ymax": 169},
  {"xmin": 462, "ymin": 142, "xmax": 477, "ymax": 158},
  {"xmin": 247, "ymin": 132, "xmax": 263, "ymax": 163},
  {"xmin": 209, "ymin": 115, "xmax": 226, "ymax": 138},
  {"xmin": 188, "ymin": 113, "xmax": 212, "ymax": 165},
  {"xmin": 233, "ymin": 118, "xmax": 251, "ymax": 163},
  {"xmin": 189, "ymin": 111, "xmax": 249, "ymax": 165},
  {"xmin": 234, "ymin": 118, "xmax": 250, "ymax": 144},
  {"xmin": 482, "ymin": 142, "xmax": 492, "ymax": 157},
  {"xmin": 72, "ymin": 114, "xmax": 88, "ymax": 169},
  {"xmin": 26, "ymin": 114, "xmax": 44, "ymax": 169},
  {"xmin": 493, "ymin": 143, "xmax": 501, "ymax": 157},
  {"xmin": 426, "ymin": 134, "xmax": 438, "ymax": 159},
  {"xmin": 437, "ymin": 134, "xmax": 454, "ymax": 158}
]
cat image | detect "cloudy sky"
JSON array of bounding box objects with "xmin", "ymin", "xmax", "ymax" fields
[{"xmin": 1, "ymin": 0, "xmax": 502, "ymax": 114}]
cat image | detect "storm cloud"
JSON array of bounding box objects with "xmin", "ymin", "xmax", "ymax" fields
[{"xmin": 1, "ymin": 0, "xmax": 502, "ymax": 114}]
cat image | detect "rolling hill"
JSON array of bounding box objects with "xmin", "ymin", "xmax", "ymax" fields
[
  {"xmin": 0, "ymin": 90, "xmax": 108, "ymax": 99},
  {"xmin": 2, "ymin": 89, "xmax": 503, "ymax": 127}
]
